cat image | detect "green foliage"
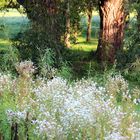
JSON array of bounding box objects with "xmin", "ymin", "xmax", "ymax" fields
[
  {"xmin": 57, "ymin": 62, "xmax": 73, "ymax": 80},
  {"xmin": 0, "ymin": 45, "xmax": 19, "ymax": 72},
  {"xmin": 0, "ymin": 86, "xmax": 16, "ymax": 139},
  {"xmin": 0, "ymin": 0, "xmax": 19, "ymax": 9},
  {"xmin": 0, "ymin": 0, "xmax": 8, "ymax": 8},
  {"xmin": 37, "ymin": 48, "xmax": 56, "ymax": 78},
  {"xmin": 116, "ymin": 14, "xmax": 140, "ymax": 85},
  {"xmin": 15, "ymin": 25, "xmax": 63, "ymax": 63},
  {"xmin": 124, "ymin": 23, "xmax": 140, "ymax": 64},
  {"xmin": 124, "ymin": 59, "xmax": 140, "ymax": 86}
]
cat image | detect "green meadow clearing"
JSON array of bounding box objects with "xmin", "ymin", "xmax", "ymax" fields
[{"xmin": 0, "ymin": 9, "xmax": 99, "ymax": 52}]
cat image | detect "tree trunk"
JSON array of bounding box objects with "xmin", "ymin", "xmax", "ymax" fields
[
  {"xmin": 25, "ymin": 112, "xmax": 29, "ymax": 140},
  {"xmin": 65, "ymin": 0, "xmax": 71, "ymax": 48},
  {"xmin": 0, "ymin": 133, "xmax": 3, "ymax": 140},
  {"xmin": 86, "ymin": 8, "xmax": 92, "ymax": 42},
  {"xmin": 137, "ymin": 10, "xmax": 140, "ymax": 31},
  {"xmin": 73, "ymin": 23, "xmax": 78, "ymax": 44},
  {"xmin": 96, "ymin": 0, "xmax": 126, "ymax": 63},
  {"xmin": 11, "ymin": 123, "xmax": 19, "ymax": 140}
]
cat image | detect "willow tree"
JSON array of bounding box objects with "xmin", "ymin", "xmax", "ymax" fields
[
  {"xmin": 16, "ymin": 0, "xmax": 66, "ymax": 62},
  {"xmin": 96, "ymin": 0, "xmax": 127, "ymax": 63}
]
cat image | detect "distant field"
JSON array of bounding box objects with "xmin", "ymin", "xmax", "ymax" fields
[{"xmin": 0, "ymin": 9, "xmax": 29, "ymax": 50}]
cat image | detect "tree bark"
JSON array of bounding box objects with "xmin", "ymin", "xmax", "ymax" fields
[
  {"xmin": 137, "ymin": 10, "xmax": 140, "ymax": 31},
  {"xmin": 11, "ymin": 123, "xmax": 19, "ymax": 140},
  {"xmin": 0, "ymin": 133, "xmax": 3, "ymax": 140},
  {"xmin": 96, "ymin": 0, "xmax": 126, "ymax": 63},
  {"xmin": 64, "ymin": 0, "xmax": 71, "ymax": 48},
  {"xmin": 73, "ymin": 23, "xmax": 78, "ymax": 44},
  {"xmin": 25, "ymin": 112, "xmax": 29, "ymax": 140},
  {"xmin": 86, "ymin": 8, "xmax": 92, "ymax": 42}
]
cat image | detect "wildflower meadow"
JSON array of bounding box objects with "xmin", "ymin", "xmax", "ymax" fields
[{"xmin": 0, "ymin": 61, "xmax": 140, "ymax": 140}]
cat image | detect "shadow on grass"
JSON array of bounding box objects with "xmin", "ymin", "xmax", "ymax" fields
[
  {"xmin": 64, "ymin": 47, "xmax": 102, "ymax": 79},
  {"xmin": 62, "ymin": 36, "xmax": 100, "ymax": 78}
]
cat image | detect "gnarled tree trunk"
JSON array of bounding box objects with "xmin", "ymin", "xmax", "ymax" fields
[{"xmin": 96, "ymin": 0, "xmax": 126, "ymax": 63}]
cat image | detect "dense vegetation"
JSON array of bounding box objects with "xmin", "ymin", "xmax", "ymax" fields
[{"xmin": 0, "ymin": 0, "xmax": 140, "ymax": 140}]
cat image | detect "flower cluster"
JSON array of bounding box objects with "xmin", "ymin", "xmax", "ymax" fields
[
  {"xmin": 0, "ymin": 73, "xmax": 15, "ymax": 95},
  {"xmin": 6, "ymin": 109, "xmax": 26, "ymax": 124},
  {"xmin": 16, "ymin": 61, "xmax": 35, "ymax": 77},
  {"xmin": 105, "ymin": 74, "xmax": 130, "ymax": 101}
]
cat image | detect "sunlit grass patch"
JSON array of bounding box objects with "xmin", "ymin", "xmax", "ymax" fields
[
  {"xmin": 0, "ymin": 39, "xmax": 11, "ymax": 45},
  {"xmin": 0, "ymin": 8, "xmax": 26, "ymax": 17},
  {"xmin": 0, "ymin": 39, "xmax": 11, "ymax": 50},
  {"xmin": 71, "ymin": 36, "xmax": 98, "ymax": 52},
  {"xmin": 130, "ymin": 11, "xmax": 137, "ymax": 19}
]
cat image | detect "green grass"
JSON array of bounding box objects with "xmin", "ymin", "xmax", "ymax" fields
[
  {"xmin": 71, "ymin": 36, "xmax": 98, "ymax": 52},
  {"xmin": 68, "ymin": 36, "xmax": 98, "ymax": 78},
  {"xmin": 0, "ymin": 39, "xmax": 11, "ymax": 51}
]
